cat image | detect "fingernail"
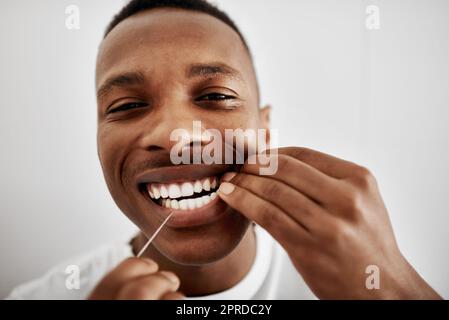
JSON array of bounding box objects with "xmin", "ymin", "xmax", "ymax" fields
[
  {"xmin": 218, "ymin": 182, "xmax": 235, "ymax": 195},
  {"xmin": 160, "ymin": 271, "xmax": 179, "ymax": 285},
  {"xmin": 221, "ymin": 172, "xmax": 237, "ymax": 182}
]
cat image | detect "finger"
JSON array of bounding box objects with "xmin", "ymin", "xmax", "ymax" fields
[
  {"xmin": 161, "ymin": 291, "xmax": 186, "ymax": 300},
  {"xmin": 116, "ymin": 271, "xmax": 180, "ymax": 300},
  {"xmin": 277, "ymin": 147, "xmax": 360, "ymax": 179},
  {"xmin": 224, "ymin": 172, "xmax": 328, "ymax": 232},
  {"xmin": 217, "ymin": 181, "xmax": 310, "ymax": 248},
  {"xmin": 239, "ymin": 154, "xmax": 340, "ymax": 205},
  {"xmin": 89, "ymin": 257, "xmax": 159, "ymax": 299}
]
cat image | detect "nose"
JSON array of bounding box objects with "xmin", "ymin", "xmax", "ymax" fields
[{"xmin": 138, "ymin": 99, "xmax": 209, "ymax": 156}]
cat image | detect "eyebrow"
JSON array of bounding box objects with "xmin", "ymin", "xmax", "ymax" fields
[
  {"xmin": 97, "ymin": 71, "xmax": 145, "ymax": 99},
  {"xmin": 97, "ymin": 63, "xmax": 243, "ymax": 99},
  {"xmin": 186, "ymin": 63, "xmax": 243, "ymax": 81}
]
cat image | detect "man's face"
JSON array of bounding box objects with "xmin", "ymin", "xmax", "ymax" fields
[{"xmin": 96, "ymin": 8, "xmax": 269, "ymax": 265}]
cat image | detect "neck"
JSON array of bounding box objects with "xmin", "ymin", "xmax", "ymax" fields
[{"xmin": 132, "ymin": 225, "xmax": 256, "ymax": 296}]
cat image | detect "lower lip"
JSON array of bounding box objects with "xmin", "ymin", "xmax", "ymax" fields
[{"xmin": 145, "ymin": 192, "xmax": 229, "ymax": 229}]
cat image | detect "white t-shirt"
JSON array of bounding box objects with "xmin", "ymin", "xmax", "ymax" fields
[{"xmin": 6, "ymin": 226, "xmax": 316, "ymax": 300}]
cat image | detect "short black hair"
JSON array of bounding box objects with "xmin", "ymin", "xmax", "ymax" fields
[
  {"xmin": 103, "ymin": 0, "xmax": 259, "ymax": 102},
  {"xmin": 104, "ymin": 0, "xmax": 250, "ymax": 53}
]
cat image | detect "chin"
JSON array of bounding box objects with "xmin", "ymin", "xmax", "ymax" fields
[
  {"xmin": 152, "ymin": 207, "xmax": 250, "ymax": 265},
  {"xmin": 112, "ymin": 163, "xmax": 250, "ymax": 264}
]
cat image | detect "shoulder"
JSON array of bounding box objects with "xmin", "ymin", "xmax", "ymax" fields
[{"xmin": 6, "ymin": 241, "xmax": 133, "ymax": 300}]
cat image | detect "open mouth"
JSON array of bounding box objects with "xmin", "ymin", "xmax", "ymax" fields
[
  {"xmin": 135, "ymin": 164, "xmax": 239, "ymax": 228},
  {"xmin": 143, "ymin": 176, "xmax": 220, "ymax": 211}
]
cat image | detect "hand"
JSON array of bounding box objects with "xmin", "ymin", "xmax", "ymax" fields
[
  {"xmin": 218, "ymin": 147, "xmax": 441, "ymax": 299},
  {"xmin": 88, "ymin": 257, "xmax": 184, "ymax": 300}
]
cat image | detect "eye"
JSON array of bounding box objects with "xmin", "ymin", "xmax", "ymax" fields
[
  {"xmin": 195, "ymin": 93, "xmax": 236, "ymax": 101},
  {"xmin": 108, "ymin": 102, "xmax": 148, "ymax": 114}
]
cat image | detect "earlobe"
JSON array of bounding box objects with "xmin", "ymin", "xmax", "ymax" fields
[
  {"xmin": 259, "ymin": 104, "xmax": 272, "ymax": 145},
  {"xmin": 259, "ymin": 104, "xmax": 271, "ymax": 128}
]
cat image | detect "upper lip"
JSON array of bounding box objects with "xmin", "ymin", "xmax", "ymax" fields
[{"xmin": 135, "ymin": 163, "xmax": 240, "ymax": 187}]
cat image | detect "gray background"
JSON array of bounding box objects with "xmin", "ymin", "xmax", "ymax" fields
[{"xmin": 1, "ymin": 0, "xmax": 448, "ymax": 298}]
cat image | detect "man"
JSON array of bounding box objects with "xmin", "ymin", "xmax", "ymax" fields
[{"xmin": 7, "ymin": 0, "xmax": 441, "ymax": 299}]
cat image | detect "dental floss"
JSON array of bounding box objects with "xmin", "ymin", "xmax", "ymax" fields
[{"xmin": 136, "ymin": 211, "xmax": 174, "ymax": 258}]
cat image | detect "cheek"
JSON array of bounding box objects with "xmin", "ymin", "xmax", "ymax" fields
[
  {"xmin": 210, "ymin": 111, "xmax": 261, "ymax": 151},
  {"xmin": 97, "ymin": 124, "xmax": 132, "ymax": 181},
  {"xmin": 97, "ymin": 124, "xmax": 141, "ymax": 217},
  {"xmin": 206, "ymin": 107, "xmax": 260, "ymax": 131},
  {"xmin": 97, "ymin": 126, "xmax": 114, "ymax": 169}
]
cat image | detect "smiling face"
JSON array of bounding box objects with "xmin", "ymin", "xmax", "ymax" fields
[{"xmin": 96, "ymin": 8, "xmax": 269, "ymax": 265}]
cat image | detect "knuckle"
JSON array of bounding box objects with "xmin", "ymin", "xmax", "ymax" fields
[
  {"xmin": 339, "ymin": 187, "xmax": 365, "ymax": 220},
  {"xmin": 230, "ymin": 172, "xmax": 244, "ymax": 185},
  {"xmin": 262, "ymin": 180, "xmax": 282, "ymax": 198},
  {"xmin": 352, "ymin": 165, "xmax": 377, "ymax": 190},
  {"xmin": 348, "ymin": 191, "xmax": 363, "ymax": 213},
  {"xmin": 282, "ymin": 146, "xmax": 308, "ymax": 160},
  {"xmin": 276, "ymin": 154, "xmax": 291, "ymax": 171},
  {"xmin": 231, "ymin": 173, "xmax": 253, "ymax": 190},
  {"xmin": 242, "ymin": 157, "xmax": 259, "ymax": 172},
  {"xmin": 342, "ymin": 188, "xmax": 363, "ymax": 215}
]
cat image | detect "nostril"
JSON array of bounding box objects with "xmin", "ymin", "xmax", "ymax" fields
[
  {"xmin": 146, "ymin": 145, "xmax": 165, "ymax": 152},
  {"xmin": 187, "ymin": 139, "xmax": 209, "ymax": 147}
]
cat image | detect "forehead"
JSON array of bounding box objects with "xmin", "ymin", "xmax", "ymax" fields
[{"xmin": 96, "ymin": 8, "xmax": 254, "ymax": 88}]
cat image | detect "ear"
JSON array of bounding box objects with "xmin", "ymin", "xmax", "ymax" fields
[{"xmin": 259, "ymin": 104, "xmax": 271, "ymax": 145}]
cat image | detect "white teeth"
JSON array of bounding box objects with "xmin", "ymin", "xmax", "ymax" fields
[
  {"xmin": 193, "ymin": 180, "xmax": 202, "ymax": 193},
  {"xmin": 202, "ymin": 178, "xmax": 211, "ymax": 192},
  {"xmin": 181, "ymin": 182, "xmax": 194, "ymax": 197},
  {"xmin": 160, "ymin": 185, "xmax": 169, "ymax": 198},
  {"xmin": 147, "ymin": 176, "xmax": 220, "ymax": 208},
  {"xmin": 211, "ymin": 177, "xmax": 217, "ymax": 189},
  {"xmin": 179, "ymin": 199, "xmax": 188, "ymax": 210},
  {"xmin": 202, "ymin": 195, "xmax": 210, "ymax": 205},
  {"xmin": 152, "ymin": 186, "xmax": 161, "ymax": 199},
  {"xmin": 187, "ymin": 198, "xmax": 196, "ymax": 210},
  {"xmin": 168, "ymin": 184, "xmax": 181, "ymax": 198},
  {"xmin": 195, "ymin": 197, "xmax": 203, "ymax": 208},
  {"xmin": 158, "ymin": 192, "xmax": 218, "ymax": 210},
  {"xmin": 170, "ymin": 199, "xmax": 179, "ymax": 209}
]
